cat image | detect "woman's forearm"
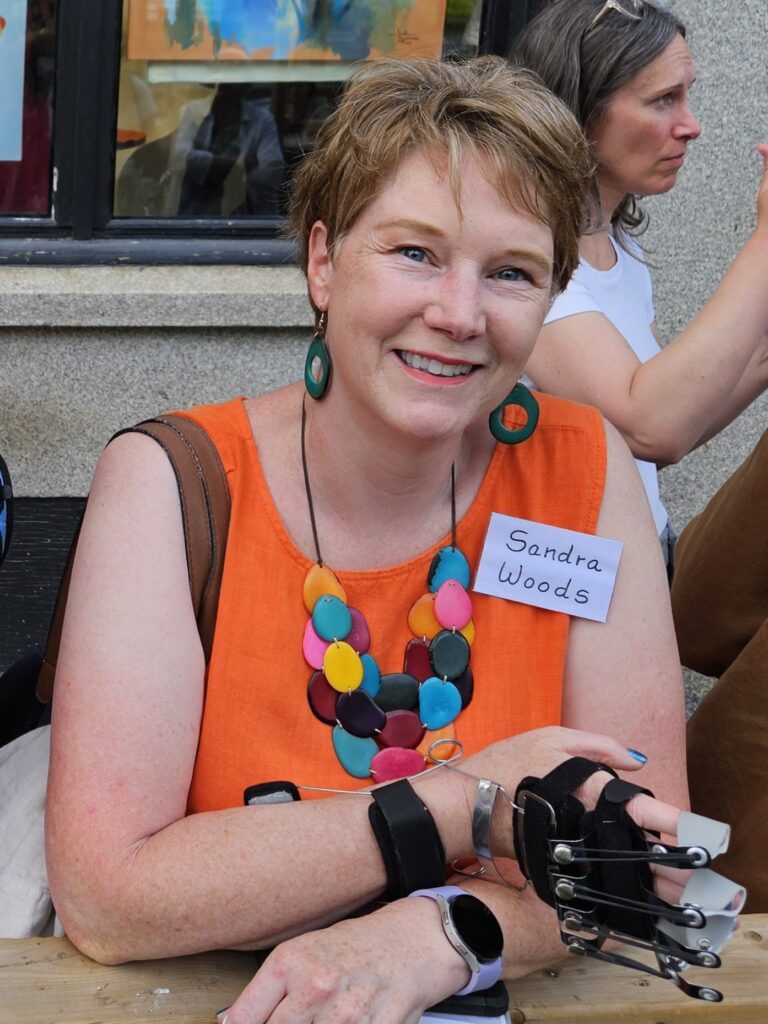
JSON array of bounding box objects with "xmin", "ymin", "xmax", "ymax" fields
[
  {"xmin": 690, "ymin": 331, "xmax": 768, "ymax": 450},
  {"xmin": 625, "ymin": 230, "xmax": 768, "ymax": 463},
  {"xmin": 47, "ymin": 765, "xmax": 470, "ymax": 965},
  {"xmin": 456, "ymin": 875, "xmax": 563, "ymax": 979}
]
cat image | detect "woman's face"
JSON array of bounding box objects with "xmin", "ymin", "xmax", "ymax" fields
[
  {"xmin": 591, "ymin": 33, "xmax": 700, "ymax": 204},
  {"xmin": 306, "ymin": 150, "xmax": 554, "ymax": 446}
]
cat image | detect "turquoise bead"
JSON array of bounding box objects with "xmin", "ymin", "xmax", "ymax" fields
[
  {"xmin": 312, "ymin": 594, "xmax": 352, "ymax": 642},
  {"xmin": 332, "ymin": 726, "xmax": 378, "ymax": 778},
  {"xmin": 360, "ymin": 653, "xmax": 382, "ymax": 698},
  {"xmin": 427, "ymin": 546, "xmax": 471, "ymax": 593},
  {"xmin": 419, "ymin": 676, "xmax": 462, "ymax": 730}
]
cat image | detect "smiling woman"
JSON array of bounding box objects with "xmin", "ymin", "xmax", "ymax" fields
[
  {"xmin": 45, "ymin": 56, "xmax": 698, "ymax": 1024},
  {"xmin": 512, "ymin": 0, "xmax": 768, "ymax": 565},
  {"xmin": 300, "ymin": 153, "xmax": 554, "ymax": 447}
]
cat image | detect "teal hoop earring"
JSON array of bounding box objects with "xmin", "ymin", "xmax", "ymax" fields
[
  {"xmin": 304, "ymin": 311, "xmax": 331, "ymax": 400},
  {"xmin": 488, "ymin": 382, "xmax": 539, "ymax": 445}
]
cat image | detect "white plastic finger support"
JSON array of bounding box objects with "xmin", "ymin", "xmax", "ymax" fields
[
  {"xmin": 657, "ymin": 868, "xmax": 746, "ymax": 953},
  {"xmin": 677, "ymin": 811, "xmax": 731, "ymax": 860}
]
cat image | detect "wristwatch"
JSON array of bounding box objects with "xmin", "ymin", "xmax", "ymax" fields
[{"xmin": 409, "ymin": 885, "xmax": 504, "ymax": 994}]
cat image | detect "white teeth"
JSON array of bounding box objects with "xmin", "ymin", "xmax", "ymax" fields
[{"xmin": 400, "ymin": 351, "xmax": 472, "ymax": 377}]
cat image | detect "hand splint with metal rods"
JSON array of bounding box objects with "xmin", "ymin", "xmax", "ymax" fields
[{"xmin": 512, "ymin": 757, "xmax": 745, "ymax": 1002}]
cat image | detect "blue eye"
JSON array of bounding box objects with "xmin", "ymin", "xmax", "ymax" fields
[
  {"xmin": 496, "ymin": 267, "xmax": 529, "ymax": 283},
  {"xmin": 398, "ymin": 246, "xmax": 427, "ymax": 262}
]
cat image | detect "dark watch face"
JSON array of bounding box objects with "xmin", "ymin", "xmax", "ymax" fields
[{"xmin": 452, "ymin": 894, "xmax": 504, "ymax": 961}]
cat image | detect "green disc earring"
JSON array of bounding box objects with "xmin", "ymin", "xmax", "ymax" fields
[
  {"xmin": 488, "ymin": 382, "xmax": 539, "ymax": 444},
  {"xmin": 304, "ymin": 310, "xmax": 331, "ymax": 400}
]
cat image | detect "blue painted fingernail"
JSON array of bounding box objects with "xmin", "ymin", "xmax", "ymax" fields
[{"xmin": 627, "ymin": 748, "xmax": 647, "ymax": 763}]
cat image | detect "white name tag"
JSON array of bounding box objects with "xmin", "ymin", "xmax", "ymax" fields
[{"xmin": 473, "ymin": 513, "xmax": 622, "ymax": 623}]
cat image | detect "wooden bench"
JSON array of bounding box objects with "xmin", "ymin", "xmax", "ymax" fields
[{"xmin": 2, "ymin": 915, "xmax": 767, "ymax": 1023}]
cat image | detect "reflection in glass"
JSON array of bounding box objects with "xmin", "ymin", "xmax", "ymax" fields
[
  {"xmin": 177, "ymin": 84, "xmax": 284, "ymax": 216},
  {"xmin": 0, "ymin": 0, "xmax": 55, "ymax": 216},
  {"xmin": 114, "ymin": 0, "xmax": 481, "ymax": 220}
]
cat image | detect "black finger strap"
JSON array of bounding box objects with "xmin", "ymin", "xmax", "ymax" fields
[
  {"xmin": 592, "ymin": 778, "xmax": 655, "ymax": 939},
  {"xmin": 514, "ymin": 757, "xmax": 614, "ymax": 902}
]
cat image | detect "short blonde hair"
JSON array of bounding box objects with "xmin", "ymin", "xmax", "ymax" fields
[{"xmin": 287, "ymin": 56, "xmax": 593, "ymax": 296}]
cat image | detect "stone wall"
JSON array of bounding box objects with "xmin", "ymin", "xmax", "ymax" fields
[
  {"xmin": 1, "ymin": 0, "xmax": 765, "ymax": 519},
  {"xmin": 648, "ymin": 0, "xmax": 768, "ymax": 532}
]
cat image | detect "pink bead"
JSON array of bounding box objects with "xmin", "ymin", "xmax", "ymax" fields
[
  {"xmin": 370, "ymin": 746, "xmax": 425, "ymax": 782},
  {"xmin": 346, "ymin": 607, "xmax": 371, "ymax": 654},
  {"xmin": 302, "ymin": 617, "xmax": 329, "ymax": 669},
  {"xmin": 434, "ymin": 579, "xmax": 473, "ymax": 630}
]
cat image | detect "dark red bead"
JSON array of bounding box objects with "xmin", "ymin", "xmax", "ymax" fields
[
  {"xmin": 347, "ymin": 606, "xmax": 371, "ymax": 654},
  {"xmin": 378, "ymin": 709, "xmax": 425, "ymax": 749},
  {"xmin": 307, "ymin": 670, "xmax": 339, "ymax": 725},
  {"xmin": 404, "ymin": 637, "xmax": 433, "ymax": 682}
]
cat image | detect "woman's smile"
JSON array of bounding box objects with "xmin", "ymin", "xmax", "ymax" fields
[{"xmin": 396, "ymin": 349, "xmax": 477, "ymax": 382}]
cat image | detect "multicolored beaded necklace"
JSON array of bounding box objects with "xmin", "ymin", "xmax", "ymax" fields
[{"xmin": 299, "ymin": 400, "xmax": 476, "ymax": 783}]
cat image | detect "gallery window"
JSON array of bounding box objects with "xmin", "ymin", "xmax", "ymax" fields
[{"xmin": 0, "ymin": 0, "xmax": 545, "ymax": 264}]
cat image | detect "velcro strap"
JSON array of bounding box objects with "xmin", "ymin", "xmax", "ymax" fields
[
  {"xmin": 369, "ymin": 779, "xmax": 446, "ymax": 899},
  {"xmin": 514, "ymin": 757, "xmax": 614, "ymax": 903},
  {"xmin": 592, "ymin": 778, "xmax": 655, "ymax": 938}
]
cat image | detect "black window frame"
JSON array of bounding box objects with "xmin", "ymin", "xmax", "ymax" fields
[{"xmin": 0, "ymin": 0, "xmax": 544, "ymax": 266}]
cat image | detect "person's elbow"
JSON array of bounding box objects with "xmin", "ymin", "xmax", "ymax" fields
[
  {"xmin": 51, "ymin": 888, "xmax": 136, "ymax": 966},
  {"xmin": 622, "ymin": 424, "xmax": 688, "ymax": 467},
  {"xmin": 47, "ymin": 844, "xmax": 152, "ymax": 965}
]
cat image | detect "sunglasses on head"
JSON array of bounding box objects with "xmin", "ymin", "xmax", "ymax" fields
[{"xmin": 588, "ymin": 0, "xmax": 644, "ymax": 31}]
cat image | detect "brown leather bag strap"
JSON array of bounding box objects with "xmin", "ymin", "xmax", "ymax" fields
[
  {"xmin": 36, "ymin": 414, "xmax": 230, "ymax": 703},
  {"xmin": 126, "ymin": 415, "xmax": 231, "ymax": 658},
  {"xmin": 36, "ymin": 523, "xmax": 81, "ymax": 702}
]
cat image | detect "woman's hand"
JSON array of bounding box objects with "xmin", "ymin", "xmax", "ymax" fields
[
  {"xmin": 454, "ymin": 725, "xmax": 654, "ymax": 858},
  {"xmin": 219, "ymin": 898, "xmax": 468, "ymax": 1024}
]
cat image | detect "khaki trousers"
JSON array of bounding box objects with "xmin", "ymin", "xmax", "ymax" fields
[{"xmin": 671, "ymin": 430, "xmax": 768, "ymax": 911}]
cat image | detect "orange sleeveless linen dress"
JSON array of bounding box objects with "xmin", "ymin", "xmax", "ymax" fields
[{"xmin": 177, "ymin": 395, "xmax": 607, "ymax": 812}]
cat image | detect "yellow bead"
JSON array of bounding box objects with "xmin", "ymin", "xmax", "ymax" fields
[
  {"xmin": 303, "ymin": 563, "xmax": 347, "ymax": 614},
  {"xmin": 324, "ymin": 641, "xmax": 363, "ymax": 693},
  {"xmin": 460, "ymin": 619, "xmax": 476, "ymax": 646},
  {"xmin": 407, "ymin": 592, "xmax": 441, "ymax": 640}
]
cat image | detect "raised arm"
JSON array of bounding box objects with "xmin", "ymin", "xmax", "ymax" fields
[{"xmin": 526, "ymin": 146, "xmax": 768, "ymax": 466}]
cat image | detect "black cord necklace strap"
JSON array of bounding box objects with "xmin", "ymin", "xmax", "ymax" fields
[
  {"xmin": 450, "ymin": 463, "xmax": 457, "ymax": 550},
  {"xmin": 300, "ymin": 396, "xmax": 458, "ymax": 565},
  {"xmin": 300, "ymin": 398, "xmax": 323, "ymax": 566}
]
